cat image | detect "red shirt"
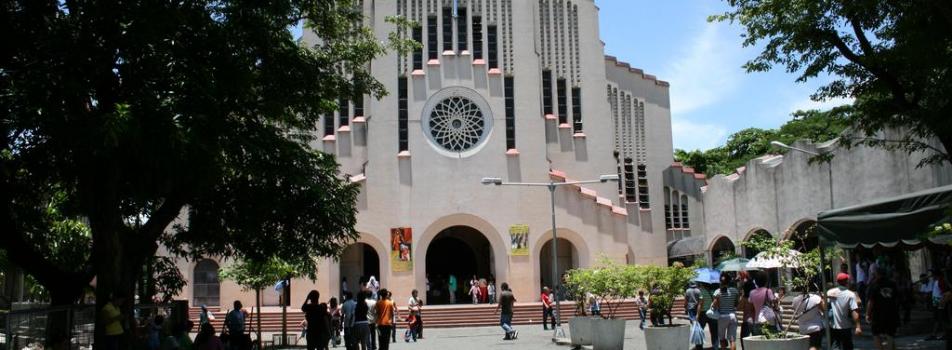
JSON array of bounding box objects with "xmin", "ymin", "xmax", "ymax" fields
[{"xmin": 541, "ymin": 293, "xmax": 552, "ymax": 308}]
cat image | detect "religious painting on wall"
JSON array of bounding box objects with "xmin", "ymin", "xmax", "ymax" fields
[
  {"xmin": 509, "ymin": 224, "xmax": 529, "ymax": 256},
  {"xmin": 390, "ymin": 227, "xmax": 413, "ymax": 272}
]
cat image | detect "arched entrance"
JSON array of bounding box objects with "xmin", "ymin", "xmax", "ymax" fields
[
  {"xmin": 743, "ymin": 229, "xmax": 773, "ymax": 259},
  {"xmin": 193, "ymin": 259, "xmax": 220, "ymax": 306},
  {"xmin": 710, "ymin": 236, "xmax": 736, "ymax": 264},
  {"xmin": 339, "ymin": 243, "xmax": 381, "ymax": 297},
  {"xmin": 788, "ymin": 220, "xmax": 818, "ymax": 252},
  {"xmin": 539, "ymin": 238, "xmax": 578, "ymax": 295},
  {"xmin": 425, "ymin": 226, "xmax": 494, "ymax": 305}
]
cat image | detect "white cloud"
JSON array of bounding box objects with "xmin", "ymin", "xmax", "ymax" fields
[
  {"xmin": 663, "ymin": 23, "xmax": 745, "ymax": 115},
  {"xmin": 671, "ymin": 119, "xmax": 729, "ymax": 151}
]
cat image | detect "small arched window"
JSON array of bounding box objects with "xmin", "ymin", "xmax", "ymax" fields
[{"xmin": 193, "ymin": 259, "xmax": 220, "ymax": 306}]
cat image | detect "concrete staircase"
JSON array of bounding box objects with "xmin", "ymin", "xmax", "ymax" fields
[{"xmin": 188, "ymin": 298, "xmax": 799, "ymax": 332}]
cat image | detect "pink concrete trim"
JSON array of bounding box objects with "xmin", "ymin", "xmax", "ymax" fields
[
  {"xmin": 349, "ymin": 174, "xmax": 367, "ymax": 183},
  {"xmin": 427, "ymin": 59, "xmax": 440, "ymax": 66},
  {"xmin": 488, "ymin": 68, "xmax": 502, "ymax": 75},
  {"xmin": 572, "ymin": 132, "xmax": 586, "ymax": 138},
  {"xmin": 544, "ymin": 114, "xmax": 557, "ymax": 120},
  {"xmin": 579, "ymin": 187, "xmax": 597, "ymax": 199},
  {"xmin": 397, "ymin": 150, "xmax": 411, "ymax": 158},
  {"xmin": 549, "ymin": 170, "xmax": 567, "ymax": 180},
  {"xmin": 505, "ymin": 148, "xmax": 520, "ymax": 156},
  {"xmin": 338, "ymin": 125, "xmax": 351, "ymax": 133},
  {"xmin": 558, "ymin": 123, "xmax": 571, "ymax": 129},
  {"xmin": 671, "ymin": 162, "xmax": 683, "ymax": 168},
  {"xmin": 442, "ymin": 50, "xmax": 456, "ymax": 56},
  {"xmin": 682, "ymin": 167, "xmax": 694, "ymax": 173},
  {"xmin": 693, "ymin": 173, "xmax": 706, "ymax": 180},
  {"xmin": 352, "ymin": 116, "xmax": 367, "ymax": 123},
  {"xmin": 322, "ymin": 135, "xmax": 336, "ymax": 142},
  {"xmin": 596, "ymin": 197, "xmax": 612, "ymax": 207},
  {"xmin": 411, "ymin": 69, "xmax": 425, "ymax": 77},
  {"xmin": 611, "ymin": 206, "xmax": 629, "ymax": 216},
  {"xmin": 472, "ymin": 59, "xmax": 486, "ymax": 65}
]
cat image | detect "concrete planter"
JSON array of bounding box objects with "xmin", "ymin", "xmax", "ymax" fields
[
  {"xmin": 569, "ymin": 317, "xmax": 594, "ymax": 346},
  {"xmin": 643, "ymin": 324, "xmax": 691, "ymax": 350},
  {"xmin": 591, "ymin": 318, "xmax": 626, "ymax": 350},
  {"xmin": 742, "ymin": 334, "xmax": 810, "ymax": 350}
]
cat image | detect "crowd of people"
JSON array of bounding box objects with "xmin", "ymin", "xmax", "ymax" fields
[{"xmin": 425, "ymin": 274, "xmax": 497, "ymax": 305}]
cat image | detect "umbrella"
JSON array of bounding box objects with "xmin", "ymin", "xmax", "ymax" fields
[
  {"xmin": 694, "ymin": 267, "xmax": 721, "ymax": 284},
  {"xmin": 716, "ymin": 258, "xmax": 750, "ymax": 272},
  {"xmin": 747, "ymin": 249, "xmax": 801, "ymax": 269}
]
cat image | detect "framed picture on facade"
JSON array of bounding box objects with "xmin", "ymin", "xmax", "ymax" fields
[
  {"xmin": 509, "ymin": 224, "xmax": 529, "ymax": 256},
  {"xmin": 390, "ymin": 227, "xmax": 413, "ymax": 272}
]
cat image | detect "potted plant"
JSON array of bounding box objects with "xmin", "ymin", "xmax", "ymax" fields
[
  {"xmin": 638, "ymin": 263, "xmax": 696, "ymax": 350},
  {"xmin": 740, "ymin": 233, "xmax": 820, "ymax": 349},
  {"xmin": 564, "ymin": 258, "xmax": 639, "ymax": 350},
  {"xmin": 564, "ymin": 268, "xmax": 594, "ymax": 347}
]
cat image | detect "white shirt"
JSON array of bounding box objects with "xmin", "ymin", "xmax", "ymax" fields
[
  {"xmin": 855, "ymin": 263, "xmax": 867, "ymax": 283},
  {"xmin": 792, "ymin": 293, "xmax": 824, "ymax": 334},
  {"xmin": 933, "ymin": 279, "xmax": 944, "ymax": 299},
  {"xmin": 408, "ymin": 297, "xmax": 421, "ymax": 315},
  {"xmin": 827, "ymin": 287, "xmax": 859, "ymax": 329}
]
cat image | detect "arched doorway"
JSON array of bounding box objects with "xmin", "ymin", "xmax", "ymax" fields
[
  {"xmin": 339, "ymin": 243, "xmax": 381, "ymax": 298},
  {"xmin": 789, "ymin": 221, "xmax": 818, "ymax": 252},
  {"xmin": 425, "ymin": 226, "xmax": 494, "ymax": 305},
  {"xmin": 710, "ymin": 236, "xmax": 736, "ymax": 264},
  {"xmin": 743, "ymin": 229, "xmax": 773, "ymax": 259},
  {"xmin": 193, "ymin": 259, "xmax": 220, "ymax": 306},
  {"xmin": 539, "ymin": 238, "xmax": 578, "ymax": 296}
]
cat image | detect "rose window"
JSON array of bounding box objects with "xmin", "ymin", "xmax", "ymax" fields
[{"xmin": 422, "ymin": 87, "xmax": 493, "ymax": 157}]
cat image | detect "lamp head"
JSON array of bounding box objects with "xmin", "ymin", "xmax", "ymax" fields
[
  {"xmin": 770, "ymin": 141, "xmax": 789, "ymax": 148},
  {"xmin": 481, "ymin": 177, "xmax": 503, "ymax": 185},
  {"xmin": 599, "ymin": 174, "xmax": 620, "ymax": 182}
]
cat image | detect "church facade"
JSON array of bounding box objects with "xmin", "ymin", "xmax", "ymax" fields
[{"xmin": 173, "ymin": 0, "xmax": 674, "ymax": 306}]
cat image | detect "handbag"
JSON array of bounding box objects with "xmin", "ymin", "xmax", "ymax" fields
[
  {"xmin": 690, "ymin": 320, "xmax": 705, "ymax": 345},
  {"xmin": 756, "ymin": 289, "xmax": 779, "ymax": 325}
]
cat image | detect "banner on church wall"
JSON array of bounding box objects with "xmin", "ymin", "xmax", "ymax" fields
[
  {"xmin": 509, "ymin": 224, "xmax": 529, "ymax": 256},
  {"xmin": 390, "ymin": 227, "xmax": 413, "ymax": 272}
]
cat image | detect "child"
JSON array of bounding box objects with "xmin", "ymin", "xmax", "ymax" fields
[{"xmin": 404, "ymin": 313, "xmax": 420, "ymax": 342}]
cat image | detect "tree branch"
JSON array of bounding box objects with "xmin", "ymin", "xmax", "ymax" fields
[
  {"xmin": 140, "ymin": 195, "xmax": 187, "ymax": 241},
  {"xmin": 823, "ymin": 29, "xmax": 915, "ymax": 111}
]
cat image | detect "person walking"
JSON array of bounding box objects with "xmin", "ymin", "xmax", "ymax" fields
[
  {"xmin": 194, "ymin": 323, "xmax": 225, "ymax": 350},
  {"xmin": 365, "ymin": 292, "xmax": 378, "ymax": 350},
  {"xmin": 928, "ymin": 268, "xmax": 948, "ymax": 340},
  {"xmin": 635, "ymin": 290, "xmax": 648, "ymax": 330},
  {"xmin": 223, "ymin": 300, "xmax": 247, "ymax": 350},
  {"xmin": 737, "ymin": 271, "xmax": 754, "ymax": 350},
  {"xmin": 541, "ymin": 287, "xmax": 556, "ymax": 330},
  {"xmin": 199, "ymin": 305, "xmax": 215, "ymax": 327},
  {"xmin": 341, "ymin": 292, "xmax": 358, "ymax": 350},
  {"xmin": 99, "ymin": 294, "xmax": 126, "ymax": 350},
  {"xmin": 469, "ymin": 280, "xmax": 481, "ymax": 304},
  {"xmin": 588, "ymin": 292, "xmax": 601, "ymax": 317},
  {"xmin": 374, "ymin": 289, "xmax": 396, "ymax": 350},
  {"xmin": 696, "ymin": 283, "xmax": 718, "ymax": 350},
  {"xmin": 494, "ymin": 282, "xmax": 518, "ymax": 340},
  {"xmin": 407, "ymin": 289, "xmax": 423, "ymax": 339},
  {"xmin": 329, "ymin": 297, "xmax": 342, "ymax": 347},
  {"xmin": 867, "ymin": 268, "xmax": 900, "ymax": 350},
  {"xmin": 684, "ymin": 282, "xmax": 702, "ymax": 321},
  {"xmin": 488, "ymin": 280, "xmax": 497, "ymax": 304},
  {"xmin": 791, "ymin": 285, "xmax": 826, "ymax": 350},
  {"xmin": 448, "ymin": 274, "xmax": 458, "ymax": 304},
  {"xmin": 746, "ymin": 272, "xmax": 779, "ymax": 336},
  {"xmin": 712, "ymin": 274, "xmax": 739, "ymax": 350},
  {"xmin": 827, "ymin": 273, "xmax": 862, "ymax": 350},
  {"xmin": 302, "ymin": 290, "xmax": 332, "ymax": 350},
  {"xmin": 366, "ymin": 276, "xmax": 380, "ymax": 300},
  {"xmin": 353, "ymin": 291, "xmax": 372, "ymax": 350}
]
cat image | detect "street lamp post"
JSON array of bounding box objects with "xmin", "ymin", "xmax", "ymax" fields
[
  {"xmin": 481, "ymin": 173, "xmax": 619, "ymax": 341},
  {"xmin": 770, "ymin": 140, "xmax": 834, "ymax": 349}
]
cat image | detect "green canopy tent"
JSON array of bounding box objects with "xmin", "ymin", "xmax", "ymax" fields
[{"xmin": 817, "ymin": 184, "xmax": 952, "ymax": 248}]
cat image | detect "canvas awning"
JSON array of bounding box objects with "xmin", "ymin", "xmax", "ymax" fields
[
  {"xmin": 668, "ymin": 236, "xmax": 706, "ymax": 258},
  {"xmin": 817, "ymin": 184, "xmax": 952, "ymax": 248}
]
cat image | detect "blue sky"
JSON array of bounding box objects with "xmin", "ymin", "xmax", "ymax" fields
[{"xmin": 596, "ymin": 0, "xmax": 848, "ymax": 151}]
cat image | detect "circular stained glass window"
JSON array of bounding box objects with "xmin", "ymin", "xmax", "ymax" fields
[{"xmin": 422, "ymin": 87, "xmax": 493, "ymax": 157}]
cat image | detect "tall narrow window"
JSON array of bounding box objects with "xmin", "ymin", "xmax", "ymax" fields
[
  {"xmin": 456, "ymin": 7, "xmax": 468, "ymax": 52},
  {"xmin": 398, "ymin": 77, "xmax": 409, "ymax": 152},
  {"xmin": 504, "ymin": 76, "xmax": 515, "ymax": 150},
  {"xmin": 541, "ymin": 70, "xmax": 553, "ymax": 116},
  {"xmin": 615, "ymin": 151, "xmax": 623, "ymax": 196},
  {"xmin": 623, "ymin": 158, "xmax": 636, "ymax": 202},
  {"xmin": 442, "ymin": 7, "xmax": 453, "ymax": 52},
  {"xmin": 571, "ymin": 87, "xmax": 582, "ymax": 132},
  {"xmin": 637, "ymin": 164, "xmax": 650, "ymax": 208},
  {"xmin": 338, "ymin": 97, "xmax": 349, "ymax": 127},
  {"xmin": 681, "ymin": 195, "xmax": 690, "ymax": 229},
  {"xmin": 412, "ymin": 26, "xmax": 423, "ymax": 70},
  {"xmin": 472, "ymin": 16, "xmax": 483, "ymax": 59},
  {"xmin": 487, "ymin": 25, "xmax": 499, "ymax": 68},
  {"xmin": 664, "ymin": 189, "xmax": 673, "ymax": 229},
  {"xmin": 323, "ymin": 114, "xmax": 334, "ymax": 137},
  {"xmin": 556, "ymin": 78, "xmax": 567, "ymax": 124},
  {"xmin": 354, "ymin": 95, "xmax": 364, "ymax": 117},
  {"xmin": 427, "ymin": 15, "xmax": 438, "ymax": 60}
]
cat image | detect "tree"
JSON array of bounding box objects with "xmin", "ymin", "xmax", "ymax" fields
[
  {"xmin": 2, "ymin": 1, "xmax": 407, "ymax": 348},
  {"xmin": 712, "ymin": 0, "xmax": 952, "ymax": 165},
  {"xmin": 219, "ymin": 257, "xmax": 303, "ymax": 348}
]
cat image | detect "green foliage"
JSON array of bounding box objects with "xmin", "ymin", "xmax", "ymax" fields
[
  {"xmin": 565, "ymin": 258, "xmax": 694, "ymax": 320},
  {"xmin": 711, "ymin": 0, "xmax": 952, "ymax": 166},
  {"xmin": 675, "ymin": 108, "xmax": 849, "ymax": 175},
  {"xmin": 639, "ymin": 263, "xmax": 695, "ymax": 320},
  {"xmin": 219, "ymin": 257, "xmax": 304, "ymax": 292}
]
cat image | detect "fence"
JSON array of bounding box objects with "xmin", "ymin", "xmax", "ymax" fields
[{"xmin": 0, "ymin": 303, "xmax": 182, "ymax": 350}]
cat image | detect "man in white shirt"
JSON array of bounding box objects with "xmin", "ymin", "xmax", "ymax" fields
[
  {"xmin": 407, "ymin": 289, "xmax": 423, "ymax": 339},
  {"xmin": 828, "ymin": 273, "xmax": 861, "ymax": 349},
  {"xmin": 366, "ymin": 293, "xmax": 378, "ymax": 350},
  {"xmin": 792, "ymin": 288, "xmax": 826, "ymax": 350}
]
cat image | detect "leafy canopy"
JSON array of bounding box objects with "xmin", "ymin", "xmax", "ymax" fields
[{"xmin": 712, "ymin": 0, "xmax": 952, "ymax": 165}]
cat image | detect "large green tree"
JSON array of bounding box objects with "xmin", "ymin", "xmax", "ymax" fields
[
  {"xmin": 2, "ymin": 1, "xmax": 401, "ymax": 347},
  {"xmin": 712, "ymin": 0, "xmax": 952, "ymax": 165}
]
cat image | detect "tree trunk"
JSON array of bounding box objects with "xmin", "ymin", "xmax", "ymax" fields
[{"xmin": 256, "ymin": 289, "xmax": 262, "ymax": 349}]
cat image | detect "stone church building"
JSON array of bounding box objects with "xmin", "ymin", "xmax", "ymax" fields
[{"xmin": 173, "ymin": 0, "xmax": 674, "ymax": 306}]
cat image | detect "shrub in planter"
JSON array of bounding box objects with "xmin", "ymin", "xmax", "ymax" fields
[
  {"xmin": 635, "ymin": 263, "xmax": 695, "ymax": 350},
  {"xmin": 565, "ymin": 258, "xmax": 640, "ymax": 349}
]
